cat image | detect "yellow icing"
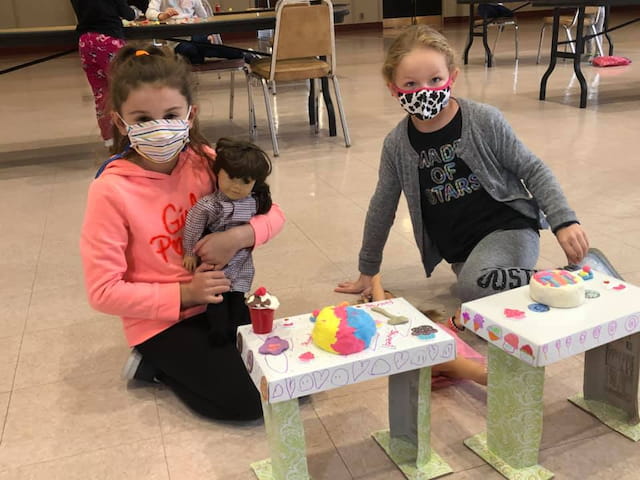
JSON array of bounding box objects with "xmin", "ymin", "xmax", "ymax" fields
[{"xmin": 311, "ymin": 306, "xmax": 340, "ymax": 354}]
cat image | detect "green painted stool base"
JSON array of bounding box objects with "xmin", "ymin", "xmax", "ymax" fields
[
  {"xmin": 250, "ymin": 459, "xmax": 312, "ymax": 480},
  {"xmin": 569, "ymin": 394, "xmax": 640, "ymax": 442},
  {"xmin": 464, "ymin": 433, "xmax": 553, "ymax": 480},
  {"xmin": 372, "ymin": 430, "xmax": 452, "ymax": 479}
]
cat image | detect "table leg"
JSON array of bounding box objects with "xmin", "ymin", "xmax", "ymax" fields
[
  {"xmin": 250, "ymin": 399, "xmax": 310, "ymax": 480},
  {"xmin": 465, "ymin": 345, "xmax": 553, "ymax": 479},
  {"xmin": 372, "ymin": 368, "xmax": 452, "ymax": 479},
  {"xmin": 604, "ymin": 6, "xmax": 614, "ymax": 55},
  {"xmin": 482, "ymin": 20, "xmax": 492, "ymax": 68},
  {"xmin": 463, "ymin": 4, "xmax": 475, "ymax": 65},
  {"xmin": 539, "ymin": 8, "xmax": 561, "ymax": 102},
  {"xmin": 572, "ymin": 7, "xmax": 588, "ymax": 108},
  {"xmin": 569, "ymin": 333, "xmax": 640, "ymax": 441}
]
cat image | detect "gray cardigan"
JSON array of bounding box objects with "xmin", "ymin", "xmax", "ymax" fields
[{"xmin": 358, "ymin": 97, "xmax": 578, "ymax": 277}]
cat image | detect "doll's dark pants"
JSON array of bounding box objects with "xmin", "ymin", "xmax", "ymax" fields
[
  {"xmin": 452, "ymin": 228, "xmax": 540, "ymax": 303},
  {"xmin": 136, "ymin": 308, "xmax": 261, "ymax": 421},
  {"xmin": 174, "ymin": 34, "xmax": 245, "ymax": 64}
]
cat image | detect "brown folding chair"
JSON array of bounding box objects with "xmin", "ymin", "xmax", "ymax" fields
[{"xmin": 247, "ymin": 0, "xmax": 350, "ymax": 156}]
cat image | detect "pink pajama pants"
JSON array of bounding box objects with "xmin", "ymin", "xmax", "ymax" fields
[{"xmin": 78, "ymin": 33, "xmax": 126, "ymax": 141}]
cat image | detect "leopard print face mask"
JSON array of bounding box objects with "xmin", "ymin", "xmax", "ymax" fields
[{"xmin": 394, "ymin": 79, "xmax": 452, "ymax": 121}]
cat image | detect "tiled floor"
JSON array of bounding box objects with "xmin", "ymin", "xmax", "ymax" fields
[{"xmin": 1, "ymin": 12, "xmax": 639, "ymax": 479}]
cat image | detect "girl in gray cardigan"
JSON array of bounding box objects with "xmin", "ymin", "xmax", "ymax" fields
[{"xmin": 336, "ymin": 25, "xmax": 589, "ymax": 331}]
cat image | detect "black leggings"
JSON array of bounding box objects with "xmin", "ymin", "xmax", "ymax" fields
[{"xmin": 136, "ymin": 311, "xmax": 261, "ymax": 421}]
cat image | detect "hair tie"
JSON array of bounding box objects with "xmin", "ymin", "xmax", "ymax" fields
[{"xmin": 135, "ymin": 50, "xmax": 150, "ymax": 57}]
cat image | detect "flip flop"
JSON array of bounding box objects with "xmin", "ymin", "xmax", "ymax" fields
[{"xmin": 567, "ymin": 247, "xmax": 623, "ymax": 280}]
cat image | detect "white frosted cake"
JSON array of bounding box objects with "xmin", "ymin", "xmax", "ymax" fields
[{"xmin": 529, "ymin": 269, "xmax": 585, "ymax": 308}]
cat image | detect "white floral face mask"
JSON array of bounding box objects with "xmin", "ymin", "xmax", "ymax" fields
[
  {"xmin": 119, "ymin": 107, "xmax": 192, "ymax": 163},
  {"xmin": 393, "ymin": 79, "xmax": 452, "ymax": 120}
]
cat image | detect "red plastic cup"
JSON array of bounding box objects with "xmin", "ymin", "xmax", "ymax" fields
[{"xmin": 249, "ymin": 308, "xmax": 275, "ymax": 334}]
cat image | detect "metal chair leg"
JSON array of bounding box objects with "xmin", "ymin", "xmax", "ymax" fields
[
  {"xmin": 565, "ymin": 26, "xmax": 576, "ymax": 54},
  {"xmin": 492, "ymin": 24, "xmax": 503, "ymax": 56},
  {"xmin": 260, "ymin": 78, "xmax": 279, "ymax": 156},
  {"xmin": 536, "ymin": 24, "xmax": 546, "ymax": 64},
  {"xmin": 245, "ymin": 71, "xmax": 257, "ymax": 140},
  {"xmin": 313, "ymin": 78, "xmax": 320, "ymax": 134},
  {"xmin": 331, "ymin": 75, "xmax": 351, "ymax": 148},
  {"xmin": 591, "ymin": 25, "xmax": 604, "ymax": 57},
  {"xmin": 514, "ymin": 24, "xmax": 519, "ymax": 60},
  {"xmin": 229, "ymin": 71, "xmax": 235, "ymax": 120}
]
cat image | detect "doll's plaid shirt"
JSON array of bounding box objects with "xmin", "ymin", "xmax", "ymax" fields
[{"xmin": 183, "ymin": 190, "xmax": 257, "ymax": 292}]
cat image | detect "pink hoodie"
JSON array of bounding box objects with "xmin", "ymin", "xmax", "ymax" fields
[{"xmin": 80, "ymin": 147, "xmax": 285, "ymax": 347}]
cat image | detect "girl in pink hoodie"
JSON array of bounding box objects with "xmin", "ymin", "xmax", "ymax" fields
[{"xmin": 80, "ymin": 45, "xmax": 285, "ymax": 421}]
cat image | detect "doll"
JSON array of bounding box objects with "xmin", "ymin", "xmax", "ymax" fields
[{"xmin": 183, "ymin": 138, "xmax": 273, "ymax": 344}]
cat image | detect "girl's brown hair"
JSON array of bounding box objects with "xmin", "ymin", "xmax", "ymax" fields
[
  {"xmin": 108, "ymin": 43, "xmax": 213, "ymax": 163},
  {"xmin": 214, "ymin": 138, "xmax": 273, "ymax": 215},
  {"xmin": 382, "ymin": 25, "xmax": 458, "ymax": 84}
]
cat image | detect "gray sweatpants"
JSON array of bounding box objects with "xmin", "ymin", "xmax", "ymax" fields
[{"xmin": 451, "ymin": 228, "xmax": 540, "ymax": 303}]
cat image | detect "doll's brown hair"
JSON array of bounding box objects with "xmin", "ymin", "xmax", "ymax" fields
[
  {"xmin": 382, "ymin": 25, "xmax": 458, "ymax": 84},
  {"xmin": 108, "ymin": 43, "xmax": 213, "ymax": 163},
  {"xmin": 214, "ymin": 138, "xmax": 273, "ymax": 215}
]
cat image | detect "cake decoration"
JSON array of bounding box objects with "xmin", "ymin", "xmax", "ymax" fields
[
  {"xmin": 259, "ymin": 336, "xmax": 290, "ymax": 355},
  {"xmin": 528, "ymin": 303, "xmax": 550, "ymax": 313},
  {"xmin": 246, "ymin": 287, "xmax": 280, "ymax": 334},
  {"xmin": 411, "ymin": 325, "xmax": 438, "ymax": 340},
  {"xmin": 298, "ymin": 352, "xmax": 315, "ymax": 362},
  {"xmin": 504, "ymin": 308, "xmax": 526, "ymax": 319},
  {"xmin": 371, "ymin": 306, "xmax": 409, "ymax": 325},
  {"xmin": 311, "ymin": 304, "xmax": 377, "ymax": 355},
  {"xmin": 577, "ymin": 265, "xmax": 593, "ymax": 281},
  {"xmin": 529, "ymin": 269, "xmax": 585, "ymax": 308},
  {"xmin": 585, "ymin": 290, "xmax": 600, "ymax": 299}
]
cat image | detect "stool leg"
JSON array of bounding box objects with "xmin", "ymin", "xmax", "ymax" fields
[
  {"xmin": 514, "ymin": 24, "xmax": 519, "ymax": 60},
  {"xmin": 465, "ymin": 344, "xmax": 553, "ymax": 478},
  {"xmin": 250, "ymin": 398, "xmax": 310, "ymax": 480}
]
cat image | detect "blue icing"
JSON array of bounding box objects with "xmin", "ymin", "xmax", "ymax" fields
[
  {"xmin": 417, "ymin": 333, "xmax": 436, "ymax": 340},
  {"xmin": 528, "ymin": 303, "xmax": 550, "ymax": 313},
  {"xmin": 345, "ymin": 307, "xmax": 376, "ymax": 346}
]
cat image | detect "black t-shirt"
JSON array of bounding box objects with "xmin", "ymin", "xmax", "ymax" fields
[
  {"xmin": 409, "ymin": 109, "xmax": 538, "ymax": 263},
  {"xmin": 71, "ymin": 0, "xmax": 143, "ymax": 39}
]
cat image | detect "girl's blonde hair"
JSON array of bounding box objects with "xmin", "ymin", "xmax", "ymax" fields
[
  {"xmin": 382, "ymin": 25, "xmax": 458, "ymax": 84},
  {"xmin": 108, "ymin": 43, "xmax": 213, "ymax": 163}
]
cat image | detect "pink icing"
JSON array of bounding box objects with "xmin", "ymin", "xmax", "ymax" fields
[{"xmin": 331, "ymin": 307, "xmax": 365, "ymax": 355}]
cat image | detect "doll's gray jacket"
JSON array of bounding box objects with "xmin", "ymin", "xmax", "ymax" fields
[{"xmin": 358, "ymin": 97, "xmax": 578, "ymax": 277}]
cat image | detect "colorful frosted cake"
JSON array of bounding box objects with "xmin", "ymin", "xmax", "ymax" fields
[
  {"xmin": 311, "ymin": 304, "xmax": 376, "ymax": 355},
  {"xmin": 529, "ymin": 269, "xmax": 585, "ymax": 308}
]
